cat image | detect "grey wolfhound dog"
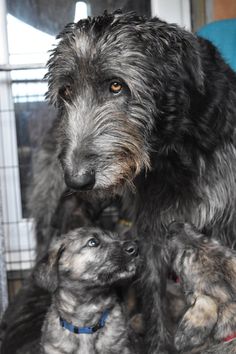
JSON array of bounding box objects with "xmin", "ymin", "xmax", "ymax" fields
[
  {"xmin": 34, "ymin": 227, "xmax": 139, "ymax": 354},
  {"xmin": 167, "ymin": 222, "xmax": 236, "ymax": 354},
  {"xmin": 3, "ymin": 10, "xmax": 236, "ymax": 354}
]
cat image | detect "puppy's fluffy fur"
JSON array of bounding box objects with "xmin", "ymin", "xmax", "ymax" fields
[
  {"xmin": 168, "ymin": 222, "xmax": 236, "ymax": 353},
  {"xmin": 34, "ymin": 227, "xmax": 139, "ymax": 354}
]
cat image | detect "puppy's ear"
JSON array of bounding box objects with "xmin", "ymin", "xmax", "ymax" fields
[
  {"xmin": 33, "ymin": 242, "xmax": 65, "ymax": 293},
  {"xmin": 175, "ymin": 295, "xmax": 218, "ymax": 351}
]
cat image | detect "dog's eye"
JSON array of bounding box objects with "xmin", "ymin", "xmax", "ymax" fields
[
  {"xmin": 109, "ymin": 81, "xmax": 123, "ymax": 94},
  {"xmin": 87, "ymin": 238, "xmax": 100, "ymax": 247},
  {"xmin": 59, "ymin": 85, "xmax": 72, "ymax": 100}
]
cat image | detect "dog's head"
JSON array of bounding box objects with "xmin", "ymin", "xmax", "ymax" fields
[
  {"xmin": 33, "ymin": 227, "xmax": 139, "ymax": 293},
  {"xmin": 46, "ymin": 11, "xmax": 204, "ymax": 192}
]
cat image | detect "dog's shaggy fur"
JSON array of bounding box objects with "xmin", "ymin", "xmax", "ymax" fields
[
  {"xmin": 40, "ymin": 11, "xmax": 236, "ymax": 353},
  {"xmin": 167, "ymin": 222, "xmax": 236, "ymax": 353},
  {"xmin": 34, "ymin": 227, "xmax": 138, "ymax": 354},
  {"xmin": 3, "ymin": 10, "xmax": 236, "ymax": 354}
]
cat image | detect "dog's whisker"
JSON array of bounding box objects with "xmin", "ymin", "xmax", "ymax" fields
[{"xmin": 62, "ymin": 189, "xmax": 76, "ymax": 198}]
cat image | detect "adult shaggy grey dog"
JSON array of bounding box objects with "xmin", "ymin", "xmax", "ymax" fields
[{"xmin": 3, "ymin": 10, "xmax": 236, "ymax": 354}]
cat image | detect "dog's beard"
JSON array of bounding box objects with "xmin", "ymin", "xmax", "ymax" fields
[
  {"xmin": 59, "ymin": 151, "xmax": 149, "ymax": 193},
  {"xmin": 57, "ymin": 106, "xmax": 151, "ymax": 192}
]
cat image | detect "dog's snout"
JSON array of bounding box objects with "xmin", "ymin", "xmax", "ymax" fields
[
  {"xmin": 123, "ymin": 241, "xmax": 139, "ymax": 257},
  {"xmin": 65, "ymin": 169, "xmax": 95, "ymax": 190}
]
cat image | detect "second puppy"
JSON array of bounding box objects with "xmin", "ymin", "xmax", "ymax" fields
[{"xmin": 167, "ymin": 222, "xmax": 236, "ymax": 354}]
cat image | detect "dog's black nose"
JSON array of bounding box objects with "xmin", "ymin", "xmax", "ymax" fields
[
  {"xmin": 65, "ymin": 169, "xmax": 95, "ymax": 190},
  {"xmin": 123, "ymin": 241, "xmax": 139, "ymax": 257}
]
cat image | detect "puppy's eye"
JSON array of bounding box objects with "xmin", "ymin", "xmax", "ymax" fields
[
  {"xmin": 109, "ymin": 81, "xmax": 123, "ymax": 94},
  {"xmin": 87, "ymin": 238, "xmax": 100, "ymax": 247},
  {"xmin": 59, "ymin": 85, "xmax": 72, "ymax": 100}
]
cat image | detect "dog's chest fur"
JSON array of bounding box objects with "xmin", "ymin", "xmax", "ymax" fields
[
  {"xmin": 132, "ymin": 143, "xmax": 236, "ymax": 243},
  {"xmin": 41, "ymin": 303, "xmax": 132, "ymax": 354}
]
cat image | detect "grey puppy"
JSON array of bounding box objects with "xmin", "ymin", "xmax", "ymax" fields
[
  {"xmin": 167, "ymin": 222, "xmax": 236, "ymax": 354},
  {"xmin": 34, "ymin": 227, "xmax": 139, "ymax": 354}
]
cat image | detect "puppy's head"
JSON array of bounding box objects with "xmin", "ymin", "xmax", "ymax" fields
[
  {"xmin": 33, "ymin": 227, "xmax": 139, "ymax": 293},
  {"xmin": 167, "ymin": 222, "xmax": 222, "ymax": 290}
]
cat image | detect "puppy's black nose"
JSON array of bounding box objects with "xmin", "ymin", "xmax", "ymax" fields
[
  {"xmin": 123, "ymin": 241, "xmax": 139, "ymax": 257},
  {"xmin": 65, "ymin": 169, "xmax": 95, "ymax": 190}
]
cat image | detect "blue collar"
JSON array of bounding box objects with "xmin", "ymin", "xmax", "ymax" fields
[{"xmin": 59, "ymin": 309, "xmax": 109, "ymax": 334}]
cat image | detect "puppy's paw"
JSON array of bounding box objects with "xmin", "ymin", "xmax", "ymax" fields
[
  {"xmin": 175, "ymin": 295, "xmax": 218, "ymax": 351},
  {"xmin": 214, "ymin": 302, "xmax": 236, "ymax": 340}
]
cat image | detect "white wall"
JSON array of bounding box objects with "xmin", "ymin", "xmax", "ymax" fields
[{"xmin": 151, "ymin": 0, "xmax": 191, "ymax": 30}]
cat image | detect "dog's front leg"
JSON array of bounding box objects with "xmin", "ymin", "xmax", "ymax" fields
[{"xmin": 140, "ymin": 241, "xmax": 175, "ymax": 354}]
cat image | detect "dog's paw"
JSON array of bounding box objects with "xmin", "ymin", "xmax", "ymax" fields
[{"xmin": 175, "ymin": 295, "xmax": 218, "ymax": 351}]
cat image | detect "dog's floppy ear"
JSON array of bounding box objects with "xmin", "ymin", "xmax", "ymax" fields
[
  {"xmin": 175, "ymin": 295, "xmax": 218, "ymax": 351},
  {"xmin": 142, "ymin": 19, "xmax": 205, "ymax": 95},
  {"xmin": 180, "ymin": 34, "xmax": 205, "ymax": 94},
  {"xmin": 33, "ymin": 242, "xmax": 65, "ymax": 293}
]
